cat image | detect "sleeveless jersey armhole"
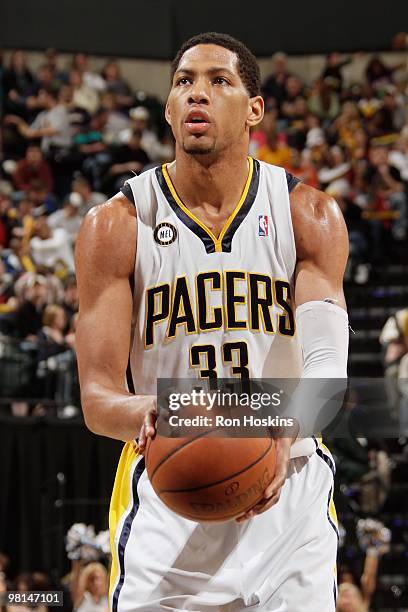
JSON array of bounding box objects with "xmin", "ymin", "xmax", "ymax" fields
[
  {"xmin": 285, "ymin": 170, "xmax": 301, "ymax": 193},
  {"xmin": 121, "ymin": 182, "xmax": 135, "ymax": 206}
]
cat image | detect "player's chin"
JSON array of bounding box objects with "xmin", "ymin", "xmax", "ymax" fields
[
  {"xmin": 182, "ymin": 134, "xmax": 216, "ymax": 156},
  {"xmin": 183, "ymin": 143, "xmax": 216, "ymax": 156}
]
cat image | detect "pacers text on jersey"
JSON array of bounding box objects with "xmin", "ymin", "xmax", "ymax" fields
[{"xmin": 144, "ymin": 270, "xmax": 295, "ymax": 347}]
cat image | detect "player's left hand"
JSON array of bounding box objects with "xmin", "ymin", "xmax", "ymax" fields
[{"xmin": 235, "ymin": 436, "xmax": 294, "ymax": 522}]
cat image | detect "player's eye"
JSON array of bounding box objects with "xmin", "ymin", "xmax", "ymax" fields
[
  {"xmin": 176, "ymin": 77, "xmax": 191, "ymax": 86},
  {"xmin": 213, "ymin": 77, "xmax": 229, "ymax": 85}
]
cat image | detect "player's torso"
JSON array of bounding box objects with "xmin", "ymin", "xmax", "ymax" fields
[{"xmin": 125, "ymin": 158, "xmax": 302, "ymax": 393}]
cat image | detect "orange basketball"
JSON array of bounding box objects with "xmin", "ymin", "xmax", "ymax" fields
[{"xmin": 145, "ymin": 430, "xmax": 276, "ymax": 522}]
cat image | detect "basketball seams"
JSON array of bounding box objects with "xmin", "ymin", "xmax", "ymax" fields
[
  {"xmin": 147, "ymin": 426, "xmax": 224, "ymax": 483},
  {"xmin": 158, "ymin": 437, "xmax": 273, "ymax": 494}
]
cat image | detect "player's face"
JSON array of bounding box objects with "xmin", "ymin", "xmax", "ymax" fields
[{"xmin": 166, "ymin": 44, "xmax": 263, "ymax": 157}]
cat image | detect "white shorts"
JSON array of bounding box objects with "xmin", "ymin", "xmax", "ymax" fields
[{"xmin": 109, "ymin": 439, "xmax": 338, "ymax": 611}]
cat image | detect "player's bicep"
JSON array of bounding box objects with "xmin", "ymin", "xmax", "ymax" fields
[
  {"xmin": 76, "ymin": 278, "xmax": 133, "ymax": 391},
  {"xmin": 75, "ymin": 196, "xmax": 136, "ymax": 394},
  {"xmin": 294, "ymin": 259, "xmax": 346, "ymax": 308},
  {"xmin": 292, "ymin": 185, "xmax": 348, "ymax": 309}
]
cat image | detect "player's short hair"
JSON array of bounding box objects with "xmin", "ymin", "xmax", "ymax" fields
[{"xmin": 171, "ymin": 32, "xmax": 261, "ymax": 98}]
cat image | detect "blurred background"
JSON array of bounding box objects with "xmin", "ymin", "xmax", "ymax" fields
[{"xmin": 0, "ymin": 2, "xmax": 407, "ymax": 610}]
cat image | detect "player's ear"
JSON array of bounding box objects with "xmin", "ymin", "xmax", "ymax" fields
[
  {"xmin": 165, "ymin": 101, "xmax": 172, "ymax": 126},
  {"xmin": 246, "ymin": 96, "xmax": 264, "ymax": 128}
]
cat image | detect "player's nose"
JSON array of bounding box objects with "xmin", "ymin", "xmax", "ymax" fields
[{"xmin": 188, "ymin": 78, "xmax": 210, "ymax": 105}]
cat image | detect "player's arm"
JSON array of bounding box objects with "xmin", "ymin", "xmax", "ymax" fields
[
  {"xmin": 75, "ymin": 194, "xmax": 155, "ymax": 444},
  {"xmin": 237, "ymin": 184, "xmax": 349, "ymax": 521},
  {"xmin": 293, "ymin": 182, "xmax": 348, "ymax": 308}
]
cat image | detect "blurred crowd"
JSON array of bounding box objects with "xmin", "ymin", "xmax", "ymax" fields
[
  {"xmin": 0, "ymin": 46, "xmax": 407, "ymax": 413},
  {"xmin": 252, "ymin": 51, "xmax": 408, "ymax": 285},
  {"xmin": 0, "ymin": 49, "xmax": 176, "ymax": 413}
]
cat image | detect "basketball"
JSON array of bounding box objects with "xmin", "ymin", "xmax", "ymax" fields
[{"xmin": 145, "ymin": 430, "xmax": 276, "ymax": 522}]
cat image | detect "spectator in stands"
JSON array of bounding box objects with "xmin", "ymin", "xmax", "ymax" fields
[
  {"xmin": 2, "ymin": 237, "xmax": 35, "ymax": 277},
  {"xmin": 389, "ymin": 126, "xmax": 408, "ymax": 182},
  {"xmin": 2, "ymin": 50, "xmax": 35, "ymax": 117},
  {"xmin": 255, "ymin": 114, "xmax": 291, "ymax": 167},
  {"xmin": 308, "ymin": 78, "xmax": 340, "ymax": 124},
  {"xmin": 30, "ymin": 215, "xmax": 75, "ymax": 273},
  {"xmin": 76, "ymin": 113, "xmax": 112, "ymax": 192},
  {"xmin": 71, "ymin": 562, "xmax": 109, "ymax": 612},
  {"xmin": 365, "ymin": 55, "xmax": 404, "ymax": 92},
  {"xmin": 105, "ymin": 130, "xmax": 150, "ymax": 195},
  {"xmin": 0, "ymin": 258, "xmax": 15, "ymax": 310},
  {"xmin": 5, "ymin": 86, "xmax": 73, "ymax": 155},
  {"xmin": 71, "ymin": 175, "xmax": 106, "ymax": 215},
  {"xmin": 0, "ymin": 195, "xmax": 14, "ymax": 248},
  {"xmin": 357, "ymin": 83, "xmax": 382, "ymax": 121},
  {"xmin": 99, "ymin": 92, "xmax": 131, "ymax": 145},
  {"xmin": 261, "ymin": 52, "xmax": 292, "ymax": 112},
  {"xmin": 72, "ymin": 53, "xmax": 106, "ymax": 93},
  {"xmin": 280, "ymin": 76, "xmax": 304, "ymax": 121},
  {"xmin": 365, "ymin": 143, "xmax": 407, "ymax": 239},
  {"xmin": 101, "ymin": 59, "xmax": 133, "ymax": 109},
  {"xmin": 318, "ymin": 145, "xmax": 351, "ymax": 191},
  {"xmin": 120, "ymin": 106, "xmax": 173, "ymax": 162},
  {"xmin": 380, "ymin": 307, "xmax": 408, "ymax": 412},
  {"xmin": 331, "ymin": 101, "xmax": 364, "ymax": 153},
  {"xmin": 48, "ymin": 192, "xmax": 84, "ymax": 246},
  {"xmin": 321, "ymin": 52, "xmax": 352, "ymax": 94},
  {"xmin": 12, "ymin": 273, "xmax": 47, "ymax": 339},
  {"xmin": 69, "ymin": 69, "xmax": 100, "ymax": 116},
  {"xmin": 37, "ymin": 304, "xmax": 69, "ymax": 360},
  {"xmin": 327, "ymin": 180, "xmax": 370, "ymax": 283},
  {"xmin": 284, "ymin": 148, "xmax": 318, "ymax": 188},
  {"xmin": 62, "ymin": 274, "xmax": 78, "ymax": 331},
  {"xmin": 380, "ymin": 87, "xmax": 406, "ymax": 133},
  {"xmin": 337, "ymin": 536, "xmax": 389, "ymax": 612},
  {"xmin": 12, "ymin": 145, "xmax": 54, "ymax": 194},
  {"xmin": 26, "ymin": 180, "xmax": 58, "ymax": 215},
  {"xmin": 44, "ymin": 47, "xmax": 69, "ymax": 87}
]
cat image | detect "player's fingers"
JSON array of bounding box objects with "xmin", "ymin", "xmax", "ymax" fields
[
  {"xmin": 235, "ymin": 510, "xmax": 254, "ymax": 523},
  {"xmin": 264, "ymin": 470, "xmax": 286, "ymax": 499},
  {"xmin": 144, "ymin": 410, "xmax": 157, "ymax": 438},
  {"xmin": 138, "ymin": 424, "xmax": 147, "ymax": 452},
  {"xmin": 253, "ymin": 491, "xmax": 281, "ymax": 515}
]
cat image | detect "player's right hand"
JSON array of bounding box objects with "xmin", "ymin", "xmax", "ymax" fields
[{"xmin": 136, "ymin": 396, "xmax": 157, "ymax": 453}]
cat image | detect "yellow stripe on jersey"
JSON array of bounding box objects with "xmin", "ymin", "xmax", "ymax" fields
[
  {"xmin": 162, "ymin": 157, "xmax": 254, "ymax": 253},
  {"xmin": 109, "ymin": 442, "xmax": 140, "ymax": 598}
]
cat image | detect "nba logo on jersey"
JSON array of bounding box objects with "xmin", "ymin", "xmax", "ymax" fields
[{"xmin": 258, "ymin": 215, "xmax": 268, "ymax": 236}]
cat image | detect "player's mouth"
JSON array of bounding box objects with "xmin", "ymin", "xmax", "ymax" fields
[{"xmin": 185, "ymin": 110, "xmax": 211, "ymax": 135}]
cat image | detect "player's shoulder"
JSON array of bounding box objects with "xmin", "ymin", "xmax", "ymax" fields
[
  {"xmin": 121, "ymin": 165, "xmax": 162, "ymax": 201},
  {"xmin": 76, "ymin": 193, "xmax": 137, "ymax": 273},
  {"xmin": 290, "ymin": 182, "xmax": 342, "ymax": 227},
  {"xmin": 289, "ymin": 182, "xmax": 347, "ymax": 260},
  {"xmin": 82, "ymin": 192, "xmax": 137, "ymax": 235}
]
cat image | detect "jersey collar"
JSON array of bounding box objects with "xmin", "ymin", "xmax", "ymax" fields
[{"xmin": 155, "ymin": 157, "xmax": 260, "ymax": 254}]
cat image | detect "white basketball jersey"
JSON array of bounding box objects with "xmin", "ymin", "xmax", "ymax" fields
[{"xmin": 124, "ymin": 157, "xmax": 303, "ymax": 394}]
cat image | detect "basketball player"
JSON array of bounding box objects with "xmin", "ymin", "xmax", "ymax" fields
[{"xmin": 76, "ymin": 33, "xmax": 349, "ymax": 611}]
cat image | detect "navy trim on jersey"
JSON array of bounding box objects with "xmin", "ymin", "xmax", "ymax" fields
[
  {"xmin": 326, "ymin": 486, "xmax": 339, "ymax": 539},
  {"xmin": 285, "ymin": 170, "xmax": 300, "ymax": 192},
  {"xmin": 121, "ymin": 182, "xmax": 135, "ymax": 205},
  {"xmin": 155, "ymin": 159, "xmax": 260, "ymax": 254},
  {"xmin": 155, "ymin": 165, "xmax": 217, "ymax": 253},
  {"xmin": 112, "ymin": 456, "xmax": 145, "ymax": 612},
  {"xmin": 221, "ymin": 159, "xmax": 260, "ymax": 252}
]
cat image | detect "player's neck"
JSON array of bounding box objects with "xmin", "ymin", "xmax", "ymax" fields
[{"xmin": 168, "ymin": 148, "xmax": 250, "ymax": 213}]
